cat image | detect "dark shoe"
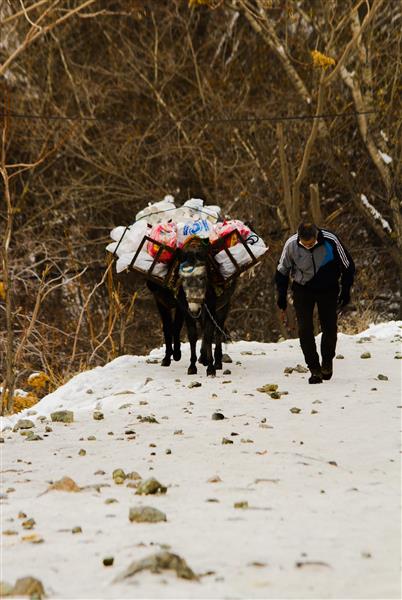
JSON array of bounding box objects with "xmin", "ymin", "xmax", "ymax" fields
[
  {"xmin": 321, "ymin": 361, "xmax": 333, "ymax": 380},
  {"xmin": 308, "ymin": 368, "xmax": 323, "ymax": 384}
]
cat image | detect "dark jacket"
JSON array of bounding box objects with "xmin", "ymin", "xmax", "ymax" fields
[{"xmin": 275, "ymin": 229, "xmax": 355, "ymax": 295}]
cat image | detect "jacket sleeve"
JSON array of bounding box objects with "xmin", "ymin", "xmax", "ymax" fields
[
  {"xmin": 275, "ymin": 240, "xmax": 293, "ymax": 296},
  {"xmin": 332, "ymin": 234, "xmax": 355, "ymax": 288}
]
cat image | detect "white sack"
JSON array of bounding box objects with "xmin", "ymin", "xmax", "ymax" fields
[
  {"xmin": 215, "ymin": 236, "xmax": 267, "ymax": 278},
  {"xmin": 116, "ymin": 248, "xmax": 168, "ymax": 277},
  {"xmin": 135, "ymin": 195, "xmax": 176, "ymax": 225}
]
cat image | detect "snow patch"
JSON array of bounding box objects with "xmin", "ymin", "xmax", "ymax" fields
[
  {"xmin": 378, "ymin": 150, "xmax": 393, "ymax": 164},
  {"xmin": 2, "ymin": 321, "xmax": 401, "ymax": 429},
  {"xmin": 360, "ymin": 194, "xmax": 392, "ymax": 233}
]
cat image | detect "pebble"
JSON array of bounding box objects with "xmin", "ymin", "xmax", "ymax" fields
[
  {"xmin": 290, "ymin": 407, "xmax": 301, "ymax": 414},
  {"xmin": 336, "ymin": 354, "xmax": 344, "ymax": 359},
  {"xmin": 26, "ymin": 432, "xmax": 43, "ymax": 441},
  {"xmin": 360, "ymin": 352, "xmax": 371, "ymax": 359},
  {"xmin": 222, "ymin": 437, "xmax": 233, "ymax": 444},
  {"xmin": 12, "ymin": 577, "xmax": 45, "ymax": 598},
  {"xmin": 165, "ymin": 449, "xmax": 172, "ymax": 455},
  {"xmin": 87, "ymin": 435, "xmax": 96, "ymax": 441},
  {"xmin": 257, "ymin": 384, "xmax": 278, "ymax": 393},
  {"xmin": 93, "ymin": 411, "xmax": 104, "ymax": 420},
  {"xmin": 129, "ymin": 506, "xmax": 167, "ymax": 523},
  {"xmin": 78, "ymin": 449, "xmax": 86, "ymax": 456},
  {"xmin": 138, "ymin": 416, "xmax": 158, "ymax": 423},
  {"xmin": 135, "ymin": 478, "xmax": 167, "ymax": 495},
  {"xmin": 103, "ymin": 556, "xmax": 114, "ymax": 567},
  {"xmin": 112, "ymin": 468, "xmax": 126, "ymax": 480},
  {"xmin": 294, "ymin": 364, "xmax": 308, "ymax": 373},
  {"xmin": 21, "ymin": 518, "xmax": 35, "ymax": 530},
  {"xmin": 188, "ymin": 381, "xmax": 202, "ymax": 388},
  {"xmin": 211, "ymin": 412, "xmax": 225, "ymax": 420},
  {"xmin": 126, "ymin": 471, "xmax": 141, "ymax": 480},
  {"xmin": 222, "ymin": 354, "xmax": 232, "ymax": 363},
  {"xmin": 377, "ymin": 374, "xmax": 388, "ymax": 381},
  {"xmin": 72, "ymin": 526, "xmax": 82, "ymax": 534},
  {"xmin": 223, "ymin": 369, "xmax": 231, "ymax": 375},
  {"xmin": 13, "ymin": 419, "xmax": 35, "ymax": 432},
  {"xmin": 234, "ymin": 501, "xmax": 248, "ymax": 509},
  {"xmin": 51, "ymin": 410, "xmax": 74, "ymax": 423}
]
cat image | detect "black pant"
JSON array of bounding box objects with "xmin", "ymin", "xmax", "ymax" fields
[{"xmin": 292, "ymin": 284, "xmax": 338, "ymax": 370}]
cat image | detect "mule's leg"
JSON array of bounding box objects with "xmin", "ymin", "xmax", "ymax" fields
[
  {"xmin": 156, "ymin": 301, "xmax": 173, "ymax": 367},
  {"xmin": 204, "ymin": 317, "xmax": 216, "ymax": 377},
  {"xmin": 198, "ymin": 337, "xmax": 208, "ymax": 366},
  {"xmin": 214, "ymin": 304, "xmax": 230, "ymax": 370},
  {"xmin": 172, "ymin": 307, "xmax": 184, "ymax": 362},
  {"xmin": 214, "ymin": 337, "xmax": 223, "ymax": 370},
  {"xmin": 186, "ymin": 316, "xmax": 198, "ymax": 375}
]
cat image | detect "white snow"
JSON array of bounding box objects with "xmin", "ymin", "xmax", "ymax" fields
[
  {"xmin": 380, "ymin": 130, "xmax": 389, "ymax": 143},
  {"xmin": 27, "ymin": 372, "xmax": 42, "ymax": 383},
  {"xmin": 1, "ymin": 322, "xmax": 401, "ymax": 599},
  {"xmin": 360, "ymin": 194, "xmax": 392, "ymax": 233},
  {"xmin": 378, "ymin": 150, "xmax": 393, "ymax": 164}
]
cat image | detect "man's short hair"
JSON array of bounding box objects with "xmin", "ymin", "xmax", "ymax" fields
[{"xmin": 298, "ymin": 221, "xmax": 318, "ymax": 240}]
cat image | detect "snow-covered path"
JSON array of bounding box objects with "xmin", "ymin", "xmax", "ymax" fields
[{"xmin": 1, "ymin": 323, "xmax": 401, "ymax": 599}]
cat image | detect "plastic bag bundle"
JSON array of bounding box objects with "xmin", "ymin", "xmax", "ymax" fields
[
  {"xmin": 214, "ymin": 219, "xmax": 252, "ymax": 248},
  {"xmin": 174, "ymin": 198, "xmax": 221, "ymax": 224},
  {"xmin": 177, "ymin": 218, "xmax": 216, "ymax": 248},
  {"xmin": 147, "ymin": 222, "xmax": 177, "ymax": 263},
  {"xmin": 107, "ymin": 194, "xmax": 268, "ymax": 279},
  {"xmin": 135, "ymin": 194, "xmax": 176, "ymax": 225},
  {"xmin": 214, "ymin": 234, "xmax": 268, "ymax": 279},
  {"xmin": 106, "ymin": 221, "xmax": 149, "ymax": 256}
]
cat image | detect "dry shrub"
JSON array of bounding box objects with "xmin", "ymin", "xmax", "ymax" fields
[
  {"xmin": 6, "ymin": 392, "xmax": 39, "ymax": 415},
  {"xmin": 338, "ymin": 306, "xmax": 381, "ymax": 336}
]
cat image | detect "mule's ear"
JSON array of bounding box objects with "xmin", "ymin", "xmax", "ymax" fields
[{"xmin": 244, "ymin": 220, "xmax": 256, "ymax": 233}]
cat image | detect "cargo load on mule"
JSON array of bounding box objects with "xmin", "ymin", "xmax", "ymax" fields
[{"xmin": 106, "ymin": 195, "xmax": 268, "ymax": 289}]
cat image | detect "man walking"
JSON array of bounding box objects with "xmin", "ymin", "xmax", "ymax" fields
[{"xmin": 275, "ymin": 222, "xmax": 355, "ymax": 384}]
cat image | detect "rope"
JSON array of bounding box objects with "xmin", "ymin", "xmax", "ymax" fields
[
  {"xmin": 204, "ymin": 302, "xmax": 232, "ymax": 342},
  {"xmin": 0, "ymin": 109, "xmax": 378, "ymax": 126}
]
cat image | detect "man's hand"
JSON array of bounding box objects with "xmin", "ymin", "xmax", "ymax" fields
[
  {"xmin": 277, "ymin": 295, "xmax": 287, "ymax": 311},
  {"xmin": 338, "ymin": 286, "xmax": 351, "ymax": 309}
]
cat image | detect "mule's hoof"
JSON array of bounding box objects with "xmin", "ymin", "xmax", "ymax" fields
[
  {"xmin": 173, "ymin": 350, "xmax": 181, "ymax": 362},
  {"xmin": 214, "ymin": 362, "xmax": 223, "ymax": 371},
  {"xmin": 198, "ymin": 355, "xmax": 208, "ymax": 366},
  {"xmin": 207, "ymin": 367, "xmax": 216, "ymax": 377},
  {"xmin": 188, "ymin": 365, "xmax": 197, "ymax": 375},
  {"xmin": 161, "ymin": 357, "xmax": 171, "ymax": 367}
]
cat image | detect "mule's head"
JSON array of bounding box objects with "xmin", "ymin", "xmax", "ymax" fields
[{"xmin": 178, "ymin": 237, "xmax": 209, "ymax": 316}]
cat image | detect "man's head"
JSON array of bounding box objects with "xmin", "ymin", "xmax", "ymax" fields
[{"xmin": 298, "ymin": 222, "xmax": 318, "ymax": 249}]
